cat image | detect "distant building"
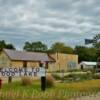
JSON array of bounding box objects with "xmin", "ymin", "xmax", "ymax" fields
[
  {"xmin": 80, "ymin": 61, "xmax": 97, "ymax": 70},
  {"xmin": 48, "ymin": 53, "xmax": 78, "ymax": 71},
  {"xmin": 0, "ymin": 49, "xmax": 78, "ymax": 71},
  {"xmin": 0, "ymin": 49, "xmax": 55, "ymax": 68}
]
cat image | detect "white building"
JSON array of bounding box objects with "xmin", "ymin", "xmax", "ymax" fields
[{"xmin": 80, "ymin": 61, "xmax": 97, "ymax": 70}]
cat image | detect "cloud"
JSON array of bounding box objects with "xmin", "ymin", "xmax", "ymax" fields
[{"xmin": 0, "ymin": 0, "xmax": 100, "ymax": 49}]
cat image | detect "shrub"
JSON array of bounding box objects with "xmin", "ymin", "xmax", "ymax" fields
[
  {"xmin": 46, "ymin": 75, "xmax": 55, "ymax": 88},
  {"xmin": 21, "ymin": 76, "xmax": 32, "ymax": 86},
  {"xmin": 64, "ymin": 72, "xmax": 93, "ymax": 83},
  {"xmin": 67, "ymin": 69, "xmax": 81, "ymax": 72},
  {"xmin": 52, "ymin": 74, "xmax": 61, "ymax": 80},
  {"xmin": 64, "ymin": 74, "xmax": 75, "ymax": 78},
  {"xmin": 93, "ymin": 74, "xmax": 100, "ymax": 79}
]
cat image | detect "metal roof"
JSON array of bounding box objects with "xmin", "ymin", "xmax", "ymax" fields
[
  {"xmin": 3, "ymin": 49, "xmax": 55, "ymax": 62},
  {"xmin": 80, "ymin": 61, "xmax": 97, "ymax": 66}
]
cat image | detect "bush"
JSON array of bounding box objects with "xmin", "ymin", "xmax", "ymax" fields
[
  {"xmin": 93, "ymin": 74, "xmax": 100, "ymax": 79},
  {"xmin": 21, "ymin": 76, "xmax": 32, "ymax": 86},
  {"xmin": 46, "ymin": 75, "xmax": 55, "ymax": 88},
  {"xmin": 64, "ymin": 74, "xmax": 76, "ymax": 79},
  {"xmin": 52, "ymin": 74, "xmax": 61, "ymax": 80},
  {"xmin": 63, "ymin": 72, "xmax": 93, "ymax": 83},
  {"xmin": 67, "ymin": 69, "xmax": 81, "ymax": 72}
]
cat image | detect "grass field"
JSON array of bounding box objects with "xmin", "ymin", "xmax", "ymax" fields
[{"xmin": 0, "ymin": 79, "xmax": 100, "ymax": 100}]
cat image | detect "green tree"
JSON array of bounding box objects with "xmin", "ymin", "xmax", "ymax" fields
[
  {"xmin": 62, "ymin": 46, "xmax": 74, "ymax": 54},
  {"xmin": 93, "ymin": 34, "xmax": 100, "ymax": 58},
  {"xmin": 49, "ymin": 42, "xmax": 74, "ymax": 54},
  {"xmin": 6, "ymin": 44, "xmax": 15, "ymax": 50},
  {"xmin": 0, "ymin": 40, "xmax": 15, "ymax": 51},
  {"xmin": 93, "ymin": 34, "xmax": 100, "ymax": 50},
  {"xmin": 23, "ymin": 41, "xmax": 47, "ymax": 52},
  {"xmin": 74, "ymin": 46, "xmax": 97, "ymax": 62},
  {"xmin": 0, "ymin": 40, "xmax": 6, "ymax": 51},
  {"xmin": 23, "ymin": 42, "xmax": 32, "ymax": 51}
]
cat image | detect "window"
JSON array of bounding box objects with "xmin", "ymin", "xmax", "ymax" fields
[{"xmin": 67, "ymin": 61, "xmax": 77, "ymax": 70}]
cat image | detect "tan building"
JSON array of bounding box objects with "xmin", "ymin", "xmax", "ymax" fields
[
  {"xmin": 0, "ymin": 49, "xmax": 55, "ymax": 68},
  {"xmin": 48, "ymin": 53, "xmax": 78, "ymax": 72},
  {"xmin": 0, "ymin": 49, "xmax": 78, "ymax": 72}
]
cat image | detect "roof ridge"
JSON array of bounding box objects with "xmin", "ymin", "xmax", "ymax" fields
[
  {"xmin": 3, "ymin": 49, "xmax": 55, "ymax": 62},
  {"xmin": 4, "ymin": 49, "xmax": 46, "ymax": 54}
]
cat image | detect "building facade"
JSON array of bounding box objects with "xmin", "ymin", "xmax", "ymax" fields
[
  {"xmin": 48, "ymin": 53, "xmax": 78, "ymax": 71},
  {"xmin": 0, "ymin": 49, "xmax": 54, "ymax": 68},
  {"xmin": 0, "ymin": 49, "xmax": 78, "ymax": 72}
]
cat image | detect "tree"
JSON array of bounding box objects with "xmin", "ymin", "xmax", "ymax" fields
[
  {"xmin": 23, "ymin": 42, "xmax": 32, "ymax": 51},
  {"xmin": 0, "ymin": 40, "xmax": 6, "ymax": 51},
  {"xmin": 74, "ymin": 46, "xmax": 97, "ymax": 62},
  {"xmin": 23, "ymin": 41, "xmax": 47, "ymax": 52},
  {"xmin": 5, "ymin": 44, "xmax": 15, "ymax": 50},
  {"xmin": 62, "ymin": 46, "xmax": 74, "ymax": 54},
  {"xmin": 49, "ymin": 42, "xmax": 74, "ymax": 54},
  {"xmin": 93, "ymin": 34, "xmax": 100, "ymax": 50},
  {"xmin": 92, "ymin": 34, "xmax": 100, "ymax": 59},
  {"xmin": 51, "ymin": 42, "xmax": 65, "ymax": 53},
  {"xmin": 0, "ymin": 40, "xmax": 15, "ymax": 51}
]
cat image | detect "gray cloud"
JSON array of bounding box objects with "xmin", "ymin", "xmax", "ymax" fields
[{"xmin": 0, "ymin": 0, "xmax": 100, "ymax": 49}]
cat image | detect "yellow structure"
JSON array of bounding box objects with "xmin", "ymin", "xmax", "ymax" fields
[
  {"xmin": 48, "ymin": 53, "xmax": 78, "ymax": 71},
  {"xmin": 0, "ymin": 49, "xmax": 54, "ymax": 68},
  {"xmin": 0, "ymin": 51, "xmax": 40, "ymax": 68},
  {"xmin": 0, "ymin": 49, "xmax": 78, "ymax": 72}
]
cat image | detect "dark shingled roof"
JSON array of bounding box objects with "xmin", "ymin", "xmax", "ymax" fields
[{"xmin": 3, "ymin": 49, "xmax": 55, "ymax": 62}]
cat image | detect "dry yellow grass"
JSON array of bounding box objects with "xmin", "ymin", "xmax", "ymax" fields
[
  {"xmin": 64, "ymin": 79, "xmax": 100, "ymax": 92},
  {"xmin": 1, "ymin": 79, "xmax": 100, "ymax": 99}
]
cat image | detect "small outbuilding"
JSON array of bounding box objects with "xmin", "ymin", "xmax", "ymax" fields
[{"xmin": 80, "ymin": 61, "xmax": 97, "ymax": 70}]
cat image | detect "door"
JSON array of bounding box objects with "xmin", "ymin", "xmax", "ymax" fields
[{"xmin": 23, "ymin": 61, "xmax": 27, "ymax": 68}]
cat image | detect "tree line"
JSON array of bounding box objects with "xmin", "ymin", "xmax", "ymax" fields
[{"xmin": 0, "ymin": 34, "xmax": 99, "ymax": 63}]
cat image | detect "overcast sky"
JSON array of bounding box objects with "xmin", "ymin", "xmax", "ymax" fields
[{"xmin": 0, "ymin": 0, "xmax": 100, "ymax": 49}]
